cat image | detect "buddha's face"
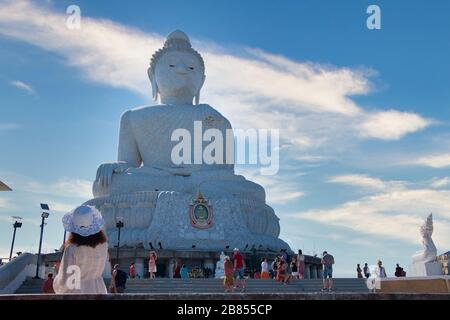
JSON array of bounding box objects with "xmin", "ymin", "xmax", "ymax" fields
[{"xmin": 154, "ymin": 51, "xmax": 205, "ymax": 102}]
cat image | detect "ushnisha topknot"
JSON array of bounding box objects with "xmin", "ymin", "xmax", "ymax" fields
[{"xmin": 149, "ymin": 30, "xmax": 205, "ymax": 76}]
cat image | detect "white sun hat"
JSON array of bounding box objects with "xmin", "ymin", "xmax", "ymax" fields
[{"xmin": 62, "ymin": 205, "xmax": 105, "ymax": 237}]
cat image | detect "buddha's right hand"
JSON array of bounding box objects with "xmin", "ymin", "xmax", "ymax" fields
[{"xmin": 95, "ymin": 162, "xmax": 130, "ymax": 187}]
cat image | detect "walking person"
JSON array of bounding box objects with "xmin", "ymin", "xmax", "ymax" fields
[
  {"xmin": 297, "ymin": 250, "xmax": 305, "ymax": 279},
  {"xmin": 148, "ymin": 251, "xmax": 157, "ymax": 279},
  {"xmin": 356, "ymin": 264, "xmax": 363, "ymax": 278},
  {"xmin": 260, "ymin": 258, "xmax": 270, "ymax": 279},
  {"xmin": 110, "ymin": 264, "xmax": 128, "ymax": 293},
  {"xmin": 232, "ymin": 248, "xmax": 246, "ymax": 292},
  {"xmin": 53, "ymin": 205, "xmax": 108, "ymax": 294},
  {"xmin": 173, "ymin": 260, "xmax": 181, "ymax": 278},
  {"xmin": 363, "ymin": 263, "xmax": 370, "ymax": 278},
  {"xmin": 321, "ymin": 251, "xmax": 335, "ymax": 292},
  {"xmin": 223, "ymin": 256, "xmax": 234, "ymax": 292}
]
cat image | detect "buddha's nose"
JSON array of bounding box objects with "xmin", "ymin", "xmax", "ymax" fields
[{"xmin": 175, "ymin": 63, "xmax": 189, "ymax": 74}]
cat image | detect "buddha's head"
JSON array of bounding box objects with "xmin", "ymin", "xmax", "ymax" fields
[{"xmin": 148, "ymin": 30, "xmax": 206, "ymax": 105}]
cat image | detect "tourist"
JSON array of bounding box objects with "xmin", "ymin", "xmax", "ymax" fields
[
  {"xmin": 260, "ymin": 258, "xmax": 270, "ymax": 279},
  {"xmin": 42, "ymin": 273, "xmax": 55, "ymax": 294},
  {"xmin": 395, "ymin": 263, "xmax": 405, "ymax": 277},
  {"xmin": 297, "ymin": 249, "xmax": 305, "ymax": 279},
  {"xmin": 173, "ymin": 260, "xmax": 181, "ymax": 278},
  {"xmin": 271, "ymin": 256, "xmax": 279, "ymax": 279},
  {"xmin": 180, "ymin": 264, "xmax": 189, "ymax": 279},
  {"xmin": 0, "ymin": 259, "xmax": 3, "ymax": 266},
  {"xmin": 291, "ymin": 258, "xmax": 299, "ymax": 279},
  {"xmin": 375, "ymin": 260, "xmax": 387, "ymax": 278},
  {"xmin": 356, "ymin": 264, "xmax": 363, "ymax": 278},
  {"xmin": 148, "ymin": 250, "xmax": 157, "ymax": 279},
  {"xmin": 321, "ymin": 251, "xmax": 335, "ymax": 292},
  {"xmin": 363, "ymin": 263, "xmax": 370, "ymax": 278},
  {"xmin": 53, "ymin": 205, "xmax": 108, "ymax": 294},
  {"xmin": 276, "ymin": 259, "xmax": 291, "ymax": 284},
  {"xmin": 233, "ymin": 248, "xmax": 246, "ymax": 291},
  {"xmin": 223, "ymin": 256, "xmax": 234, "ymax": 292},
  {"xmin": 129, "ymin": 262, "xmax": 136, "ymax": 279},
  {"xmin": 110, "ymin": 264, "xmax": 127, "ymax": 293}
]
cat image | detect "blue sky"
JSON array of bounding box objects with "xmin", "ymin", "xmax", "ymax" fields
[{"xmin": 0, "ymin": 0, "xmax": 450, "ymax": 277}]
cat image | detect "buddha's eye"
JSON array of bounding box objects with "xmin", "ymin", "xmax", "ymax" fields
[
  {"xmin": 189, "ymin": 67, "xmax": 195, "ymax": 70},
  {"xmin": 169, "ymin": 64, "xmax": 175, "ymax": 67}
]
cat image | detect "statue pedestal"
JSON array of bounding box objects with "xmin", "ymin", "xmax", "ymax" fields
[{"xmin": 409, "ymin": 261, "xmax": 443, "ymax": 277}]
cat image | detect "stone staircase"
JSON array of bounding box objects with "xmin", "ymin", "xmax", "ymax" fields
[{"xmin": 15, "ymin": 277, "xmax": 369, "ymax": 294}]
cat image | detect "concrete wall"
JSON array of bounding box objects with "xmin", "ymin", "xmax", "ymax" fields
[{"xmin": 0, "ymin": 253, "xmax": 45, "ymax": 294}]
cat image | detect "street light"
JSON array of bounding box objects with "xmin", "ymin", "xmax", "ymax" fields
[
  {"xmin": 35, "ymin": 204, "xmax": 50, "ymax": 279},
  {"xmin": 9, "ymin": 216, "xmax": 22, "ymax": 260},
  {"xmin": 115, "ymin": 216, "xmax": 124, "ymax": 263}
]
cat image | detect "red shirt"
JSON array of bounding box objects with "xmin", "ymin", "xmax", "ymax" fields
[
  {"xmin": 233, "ymin": 252, "xmax": 243, "ymax": 268},
  {"xmin": 129, "ymin": 265, "xmax": 136, "ymax": 277}
]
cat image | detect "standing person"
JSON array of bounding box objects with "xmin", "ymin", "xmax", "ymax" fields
[
  {"xmin": 363, "ymin": 263, "xmax": 370, "ymax": 278},
  {"xmin": 291, "ymin": 258, "xmax": 299, "ymax": 279},
  {"xmin": 260, "ymin": 258, "xmax": 270, "ymax": 279},
  {"xmin": 276, "ymin": 259, "xmax": 291, "ymax": 284},
  {"xmin": 223, "ymin": 256, "xmax": 234, "ymax": 292},
  {"xmin": 297, "ymin": 250, "xmax": 305, "ymax": 279},
  {"xmin": 173, "ymin": 260, "xmax": 181, "ymax": 278},
  {"xmin": 111, "ymin": 264, "xmax": 127, "ymax": 293},
  {"xmin": 42, "ymin": 273, "xmax": 55, "ymax": 294},
  {"xmin": 53, "ymin": 205, "xmax": 108, "ymax": 294},
  {"xmin": 395, "ymin": 264, "xmax": 404, "ymax": 277},
  {"xmin": 356, "ymin": 264, "xmax": 363, "ymax": 278},
  {"xmin": 148, "ymin": 251, "xmax": 157, "ymax": 279},
  {"xmin": 375, "ymin": 260, "xmax": 387, "ymax": 278},
  {"xmin": 321, "ymin": 251, "xmax": 335, "ymax": 292},
  {"xmin": 180, "ymin": 264, "xmax": 189, "ymax": 279},
  {"xmin": 232, "ymin": 248, "xmax": 245, "ymax": 292},
  {"xmin": 129, "ymin": 262, "xmax": 136, "ymax": 279}
]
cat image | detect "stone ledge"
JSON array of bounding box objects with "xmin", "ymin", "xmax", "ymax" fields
[{"xmin": 1, "ymin": 293, "xmax": 449, "ymax": 300}]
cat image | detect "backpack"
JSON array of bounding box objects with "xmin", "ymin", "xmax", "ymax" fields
[{"xmin": 115, "ymin": 269, "xmax": 128, "ymax": 287}]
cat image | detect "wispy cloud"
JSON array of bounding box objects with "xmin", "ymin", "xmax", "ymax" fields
[
  {"xmin": 430, "ymin": 177, "xmax": 450, "ymax": 189},
  {"xmin": 294, "ymin": 179, "xmax": 450, "ymax": 248},
  {"xmin": 328, "ymin": 174, "xmax": 407, "ymax": 192},
  {"xmin": 0, "ymin": 123, "xmax": 20, "ymax": 130},
  {"xmin": 410, "ymin": 153, "xmax": 450, "ymax": 169},
  {"xmin": 358, "ymin": 110, "xmax": 432, "ymax": 140},
  {"xmin": 9, "ymin": 80, "xmax": 35, "ymax": 95},
  {"xmin": 0, "ymin": 0, "xmax": 432, "ymax": 158}
]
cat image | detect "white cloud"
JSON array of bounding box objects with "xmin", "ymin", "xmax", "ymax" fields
[
  {"xmin": 9, "ymin": 80, "xmax": 35, "ymax": 95},
  {"xmin": 0, "ymin": 0, "xmax": 432, "ymax": 156},
  {"xmin": 238, "ymin": 168, "xmax": 304, "ymax": 204},
  {"xmin": 431, "ymin": 177, "xmax": 450, "ymax": 189},
  {"xmin": 294, "ymin": 187, "xmax": 450, "ymax": 249},
  {"xmin": 0, "ymin": 198, "xmax": 8, "ymax": 209},
  {"xmin": 359, "ymin": 110, "xmax": 431, "ymax": 140},
  {"xmin": 411, "ymin": 153, "xmax": 450, "ymax": 169},
  {"xmin": 328, "ymin": 174, "xmax": 407, "ymax": 192},
  {"xmin": 0, "ymin": 123, "xmax": 20, "ymax": 130}
]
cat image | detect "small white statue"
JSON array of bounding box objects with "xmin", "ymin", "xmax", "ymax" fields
[
  {"xmin": 409, "ymin": 214, "xmax": 443, "ymax": 277},
  {"xmin": 214, "ymin": 251, "xmax": 226, "ymax": 279}
]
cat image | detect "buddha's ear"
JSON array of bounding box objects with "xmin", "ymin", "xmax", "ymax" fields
[
  {"xmin": 148, "ymin": 68, "xmax": 159, "ymax": 102},
  {"xmin": 195, "ymin": 74, "xmax": 206, "ymax": 105}
]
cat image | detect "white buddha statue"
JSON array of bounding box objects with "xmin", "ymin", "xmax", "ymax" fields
[
  {"xmin": 214, "ymin": 251, "xmax": 226, "ymax": 279},
  {"xmin": 85, "ymin": 30, "xmax": 289, "ymax": 252},
  {"xmin": 93, "ymin": 30, "xmax": 264, "ymax": 203}
]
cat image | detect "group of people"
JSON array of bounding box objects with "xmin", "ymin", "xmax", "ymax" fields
[
  {"xmin": 356, "ymin": 261, "xmax": 406, "ymax": 279},
  {"xmin": 39, "ymin": 204, "xmax": 339, "ymax": 294}
]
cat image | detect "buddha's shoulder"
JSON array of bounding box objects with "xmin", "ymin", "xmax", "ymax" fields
[{"xmin": 122, "ymin": 104, "xmax": 227, "ymax": 120}]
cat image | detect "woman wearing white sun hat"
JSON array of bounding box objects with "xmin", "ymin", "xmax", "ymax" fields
[{"xmin": 53, "ymin": 205, "xmax": 109, "ymax": 294}]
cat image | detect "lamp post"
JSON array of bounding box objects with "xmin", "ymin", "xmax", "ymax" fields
[
  {"xmin": 35, "ymin": 204, "xmax": 50, "ymax": 279},
  {"xmin": 115, "ymin": 217, "xmax": 124, "ymax": 263},
  {"xmin": 9, "ymin": 216, "xmax": 22, "ymax": 260}
]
